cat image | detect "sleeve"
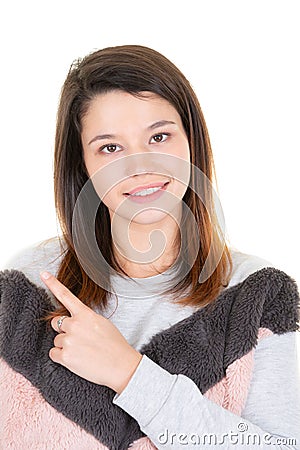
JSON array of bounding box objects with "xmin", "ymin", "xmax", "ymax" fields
[{"xmin": 113, "ymin": 332, "xmax": 300, "ymax": 449}]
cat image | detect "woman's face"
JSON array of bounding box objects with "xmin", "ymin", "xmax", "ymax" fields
[{"xmin": 81, "ymin": 90, "xmax": 190, "ymax": 225}]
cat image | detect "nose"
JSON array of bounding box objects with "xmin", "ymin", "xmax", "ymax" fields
[
  {"xmin": 122, "ymin": 143, "xmax": 173, "ymax": 182},
  {"xmin": 123, "ymin": 146, "xmax": 155, "ymax": 178}
]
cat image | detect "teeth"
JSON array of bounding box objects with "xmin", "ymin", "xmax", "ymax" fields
[{"xmin": 131, "ymin": 186, "xmax": 162, "ymax": 196}]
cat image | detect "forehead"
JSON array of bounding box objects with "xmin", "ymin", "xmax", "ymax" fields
[{"xmin": 81, "ymin": 90, "xmax": 181, "ymax": 127}]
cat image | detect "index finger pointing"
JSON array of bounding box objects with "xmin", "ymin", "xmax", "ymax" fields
[{"xmin": 40, "ymin": 271, "xmax": 84, "ymax": 316}]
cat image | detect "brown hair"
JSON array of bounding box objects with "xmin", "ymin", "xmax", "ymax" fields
[{"xmin": 46, "ymin": 44, "xmax": 233, "ymax": 320}]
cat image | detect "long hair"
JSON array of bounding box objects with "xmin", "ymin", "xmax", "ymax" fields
[{"xmin": 45, "ymin": 44, "xmax": 233, "ymax": 320}]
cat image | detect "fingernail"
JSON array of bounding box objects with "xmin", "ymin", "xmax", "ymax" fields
[{"xmin": 40, "ymin": 271, "xmax": 51, "ymax": 280}]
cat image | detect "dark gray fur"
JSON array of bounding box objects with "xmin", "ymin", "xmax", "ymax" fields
[{"xmin": 0, "ymin": 267, "xmax": 299, "ymax": 449}]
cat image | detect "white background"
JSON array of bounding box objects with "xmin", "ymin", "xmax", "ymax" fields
[{"xmin": 0, "ymin": 1, "xmax": 299, "ymax": 346}]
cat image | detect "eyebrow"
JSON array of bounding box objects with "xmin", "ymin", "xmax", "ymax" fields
[{"xmin": 87, "ymin": 120, "xmax": 176, "ymax": 146}]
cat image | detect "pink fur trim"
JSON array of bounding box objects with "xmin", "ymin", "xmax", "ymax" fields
[
  {"xmin": 0, "ymin": 358, "xmax": 108, "ymax": 449},
  {"xmin": 257, "ymin": 327, "xmax": 274, "ymax": 339},
  {"xmin": 0, "ymin": 328, "xmax": 274, "ymax": 449},
  {"xmin": 128, "ymin": 436, "xmax": 158, "ymax": 449},
  {"xmin": 204, "ymin": 327, "xmax": 274, "ymax": 414},
  {"xmin": 203, "ymin": 373, "xmax": 227, "ymax": 405},
  {"xmin": 222, "ymin": 349, "xmax": 254, "ymax": 414},
  {"xmin": 0, "ymin": 358, "xmax": 159, "ymax": 449}
]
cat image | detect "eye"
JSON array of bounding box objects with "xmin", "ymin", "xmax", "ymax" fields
[
  {"xmin": 150, "ymin": 133, "xmax": 170, "ymax": 144},
  {"xmin": 98, "ymin": 143, "xmax": 122, "ymax": 154}
]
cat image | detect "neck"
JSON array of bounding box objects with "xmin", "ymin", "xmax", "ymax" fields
[{"xmin": 111, "ymin": 207, "xmax": 182, "ymax": 278}]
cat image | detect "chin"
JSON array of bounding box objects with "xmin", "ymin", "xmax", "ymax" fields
[{"xmin": 130, "ymin": 210, "xmax": 172, "ymax": 225}]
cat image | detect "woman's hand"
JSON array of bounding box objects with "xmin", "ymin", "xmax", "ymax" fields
[{"xmin": 40, "ymin": 271, "xmax": 143, "ymax": 395}]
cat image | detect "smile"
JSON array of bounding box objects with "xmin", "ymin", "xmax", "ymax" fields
[
  {"xmin": 124, "ymin": 181, "xmax": 169, "ymax": 203},
  {"xmin": 131, "ymin": 186, "xmax": 163, "ymax": 196}
]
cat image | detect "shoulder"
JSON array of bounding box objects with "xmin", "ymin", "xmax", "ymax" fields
[
  {"xmin": 219, "ymin": 271, "xmax": 299, "ymax": 374},
  {"xmin": 228, "ymin": 246, "xmax": 276, "ymax": 287},
  {"xmin": 2, "ymin": 236, "xmax": 67, "ymax": 292},
  {"xmin": 227, "ymin": 248, "xmax": 299, "ymax": 330},
  {"xmin": 217, "ymin": 252, "xmax": 299, "ymax": 369}
]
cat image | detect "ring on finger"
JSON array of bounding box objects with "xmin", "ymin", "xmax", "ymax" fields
[{"xmin": 57, "ymin": 315, "xmax": 68, "ymax": 333}]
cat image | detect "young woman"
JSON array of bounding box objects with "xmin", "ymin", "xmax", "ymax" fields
[{"xmin": 1, "ymin": 45, "xmax": 299, "ymax": 449}]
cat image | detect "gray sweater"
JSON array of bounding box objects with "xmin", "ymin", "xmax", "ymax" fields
[{"xmin": 2, "ymin": 237, "xmax": 300, "ymax": 449}]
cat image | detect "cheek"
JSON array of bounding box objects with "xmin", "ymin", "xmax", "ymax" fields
[
  {"xmin": 172, "ymin": 178, "xmax": 189, "ymax": 201},
  {"xmin": 166, "ymin": 139, "xmax": 190, "ymax": 162},
  {"xmin": 169, "ymin": 141, "xmax": 190, "ymax": 198},
  {"xmin": 83, "ymin": 154, "xmax": 103, "ymax": 178},
  {"xmin": 99, "ymin": 187, "xmax": 119, "ymax": 210},
  {"xmin": 83, "ymin": 156, "xmax": 120, "ymax": 202},
  {"xmin": 179, "ymin": 142, "xmax": 191, "ymax": 162}
]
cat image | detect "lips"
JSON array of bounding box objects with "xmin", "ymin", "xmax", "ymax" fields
[{"xmin": 124, "ymin": 181, "xmax": 170, "ymax": 196}]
